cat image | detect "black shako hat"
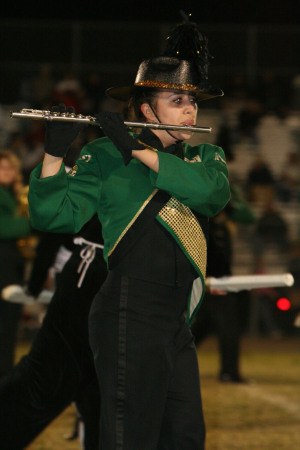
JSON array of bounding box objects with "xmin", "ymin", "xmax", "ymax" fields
[{"xmin": 106, "ymin": 11, "xmax": 224, "ymax": 102}]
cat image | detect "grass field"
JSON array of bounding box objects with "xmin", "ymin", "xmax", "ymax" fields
[{"xmin": 16, "ymin": 335, "xmax": 299, "ymax": 450}]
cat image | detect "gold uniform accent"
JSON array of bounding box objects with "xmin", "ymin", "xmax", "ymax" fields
[
  {"xmin": 136, "ymin": 139, "xmax": 157, "ymax": 152},
  {"xmin": 214, "ymin": 152, "xmax": 226, "ymax": 164},
  {"xmin": 68, "ymin": 165, "xmax": 78, "ymax": 177},
  {"xmin": 135, "ymin": 80, "xmax": 199, "ymax": 92},
  {"xmin": 78, "ymin": 154, "xmax": 92, "ymax": 163},
  {"xmin": 185, "ymin": 155, "xmax": 202, "ymax": 163},
  {"xmin": 158, "ymin": 197, "xmax": 207, "ymax": 279}
]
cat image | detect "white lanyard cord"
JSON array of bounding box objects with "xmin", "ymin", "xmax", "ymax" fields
[{"xmin": 73, "ymin": 237, "xmax": 104, "ymax": 288}]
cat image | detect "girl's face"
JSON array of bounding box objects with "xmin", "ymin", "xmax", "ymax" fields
[
  {"xmin": 0, "ymin": 158, "xmax": 17, "ymax": 187},
  {"xmin": 143, "ymin": 90, "xmax": 198, "ymax": 147}
]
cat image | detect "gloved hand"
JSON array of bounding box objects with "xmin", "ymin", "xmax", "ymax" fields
[
  {"xmin": 45, "ymin": 104, "xmax": 85, "ymax": 157},
  {"xmin": 95, "ymin": 111, "xmax": 145, "ymax": 165}
]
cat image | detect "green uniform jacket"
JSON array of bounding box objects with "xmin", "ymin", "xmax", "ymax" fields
[
  {"xmin": 0, "ymin": 186, "xmax": 31, "ymax": 240},
  {"xmin": 28, "ymin": 137, "xmax": 230, "ymax": 322}
]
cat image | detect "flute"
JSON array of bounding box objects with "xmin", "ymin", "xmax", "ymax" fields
[{"xmin": 10, "ymin": 109, "xmax": 212, "ymax": 134}]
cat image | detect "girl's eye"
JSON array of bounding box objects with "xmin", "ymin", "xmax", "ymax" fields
[{"xmin": 172, "ymin": 96, "xmax": 197, "ymax": 105}]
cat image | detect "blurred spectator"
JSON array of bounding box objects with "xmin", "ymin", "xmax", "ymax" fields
[
  {"xmin": 192, "ymin": 184, "xmax": 256, "ymax": 383},
  {"xmin": 287, "ymin": 240, "xmax": 300, "ymax": 320},
  {"xmin": 19, "ymin": 70, "xmax": 35, "ymax": 107},
  {"xmin": 230, "ymin": 73, "xmax": 249, "ymax": 102},
  {"xmin": 251, "ymin": 261, "xmax": 283, "ymax": 339},
  {"xmin": 246, "ymin": 154, "xmax": 276, "ymax": 203},
  {"xmin": 291, "ymin": 74, "xmax": 300, "ymax": 110},
  {"xmin": 277, "ymin": 151, "xmax": 300, "ymax": 203},
  {"xmin": 53, "ymin": 71, "xmax": 83, "ymax": 112},
  {"xmin": 7, "ymin": 131, "xmax": 44, "ymax": 184},
  {"xmin": 31, "ymin": 64, "xmax": 55, "ymax": 110},
  {"xmin": 7, "ymin": 133, "xmax": 29, "ymax": 163},
  {"xmin": 215, "ymin": 120, "xmax": 234, "ymax": 162},
  {"xmin": 256, "ymin": 70, "xmax": 290, "ymax": 119},
  {"xmin": 236, "ymin": 97, "xmax": 264, "ymax": 145},
  {"xmin": 215, "ymin": 98, "xmax": 235, "ymax": 162},
  {"xmin": 289, "ymin": 240, "xmax": 300, "ymax": 288},
  {"xmin": 252, "ymin": 201, "xmax": 290, "ymax": 259},
  {"xmin": 21, "ymin": 122, "xmax": 46, "ymax": 183},
  {"xmin": 0, "ymin": 150, "xmax": 32, "ymax": 379},
  {"xmin": 81, "ymin": 72, "xmax": 106, "ymax": 115}
]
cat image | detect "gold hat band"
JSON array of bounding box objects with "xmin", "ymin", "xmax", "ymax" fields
[{"xmin": 134, "ymin": 80, "xmax": 199, "ymax": 92}]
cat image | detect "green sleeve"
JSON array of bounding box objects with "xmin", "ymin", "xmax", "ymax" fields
[
  {"xmin": 28, "ymin": 147, "xmax": 102, "ymax": 234},
  {"xmin": 149, "ymin": 144, "xmax": 230, "ymax": 217}
]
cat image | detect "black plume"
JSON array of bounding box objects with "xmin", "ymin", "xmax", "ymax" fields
[{"xmin": 163, "ymin": 11, "xmax": 213, "ymax": 82}]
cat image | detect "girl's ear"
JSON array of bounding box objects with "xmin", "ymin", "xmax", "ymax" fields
[{"xmin": 141, "ymin": 103, "xmax": 155, "ymax": 121}]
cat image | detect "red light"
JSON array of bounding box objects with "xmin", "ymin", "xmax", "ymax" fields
[{"xmin": 276, "ymin": 298, "xmax": 291, "ymax": 311}]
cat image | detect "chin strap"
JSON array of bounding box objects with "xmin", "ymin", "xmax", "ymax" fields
[{"xmin": 148, "ymin": 104, "xmax": 183, "ymax": 144}]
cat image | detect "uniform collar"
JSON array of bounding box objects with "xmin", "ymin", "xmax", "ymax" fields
[{"xmin": 138, "ymin": 128, "xmax": 184, "ymax": 158}]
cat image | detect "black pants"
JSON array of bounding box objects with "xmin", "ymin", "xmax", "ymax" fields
[
  {"xmin": 192, "ymin": 292, "xmax": 243, "ymax": 377},
  {"xmin": 0, "ymin": 247, "xmax": 106, "ymax": 450},
  {"xmin": 0, "ymin": 300, "xmax": 22, "ymax": 378},
  {"xmin": 89, "ymin": 273, "xmax": 205, "ymax": 450},
  {"xmin": 0, "ymin": 242, "xmax": 25, "ymax": 378}
]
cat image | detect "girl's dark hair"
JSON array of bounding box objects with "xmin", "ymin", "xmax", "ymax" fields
[{"xmin": 125, "ymin": 88, "xmax": 158, "ymax": 121}]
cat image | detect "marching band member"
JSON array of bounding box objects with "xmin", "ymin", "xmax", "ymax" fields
[
  {"xmin": 0, "ymin": 215, "xmax": 105, "ymax": 450},
  {"xmin": 28, "ymin": 14, "xmax": 230, "ymax": 449}
]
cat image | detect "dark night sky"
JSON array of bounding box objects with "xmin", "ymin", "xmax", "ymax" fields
[{"xmin": 1, "ymin": 1, "xmax": 299, "ymax": 25}]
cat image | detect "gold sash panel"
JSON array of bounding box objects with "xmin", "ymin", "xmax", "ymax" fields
[{"xmin": 158, "ymin": 197, "xmax": 207, "ymax": 279}]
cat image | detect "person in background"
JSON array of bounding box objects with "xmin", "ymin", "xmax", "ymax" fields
[
  {"xmin": 0, "ymin": 149, "xmax": 32, "ymax": 379},
  {"xmin": 0, "ymin": 215, "xmax": 106, "ymax": 450},
  {"xmin": 192, "ymin": 184, "xmax": 257, "ymax": 382},
  {"xmin": 246, "ymin": 154, "xmax": 276, "ymax": 203},
  {"xmin": 277, "ymin": 151, "xmax": 300, "ymax": 203}
]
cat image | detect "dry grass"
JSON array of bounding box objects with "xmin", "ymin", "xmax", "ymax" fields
[
  {"xmin": 199, "ymin": 336, "xmax": 300, "ymax": 450},
  {"xmin": 15, "ymin": 335, "xmax": 300, "ymax": 450}
]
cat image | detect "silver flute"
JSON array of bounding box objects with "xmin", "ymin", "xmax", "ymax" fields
[{"xmin": 10, "ymin": 109, "xmax": 212, "ymax": 134}]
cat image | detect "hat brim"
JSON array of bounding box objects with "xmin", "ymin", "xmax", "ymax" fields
[{"xmin": 106, "ymin": 84, "xmax": 224, "ymax": 103}]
